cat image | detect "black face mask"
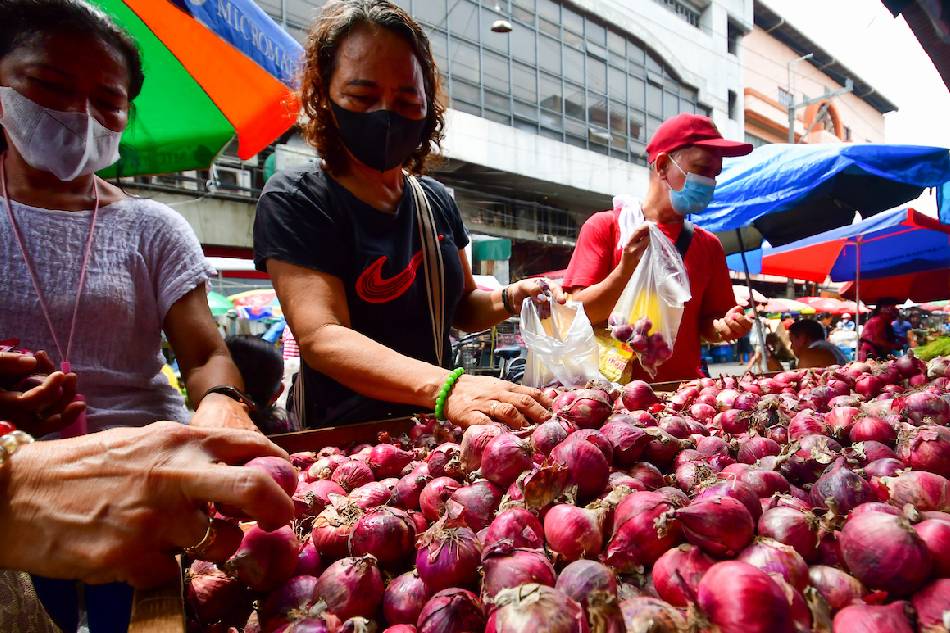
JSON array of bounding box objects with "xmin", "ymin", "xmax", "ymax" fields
[{"xmin": 331, "ymin": 101, "xmax": 427, "ymax": 172}]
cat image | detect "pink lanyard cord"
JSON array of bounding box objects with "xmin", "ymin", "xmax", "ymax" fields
[{"xmin": 1, "ymin": 154, "xmax": 99, "ymax": 372}]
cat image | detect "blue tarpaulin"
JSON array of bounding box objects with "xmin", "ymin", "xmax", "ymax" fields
[
  {"xmin": 692, "ymin": 143, "xmax": 950, "ymax": 254},
  {"xmin": 939, "ymin": 181, "xmax": 950, "ymax": 225},
  {"xmin": 172, "ymin": 0, "xmax": 303, "ymax": 87}
]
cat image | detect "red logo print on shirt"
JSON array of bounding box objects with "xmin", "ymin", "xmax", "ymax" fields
[{"xmin": 355, "ymin": 236, "xmax": 444, "ymax": 304}]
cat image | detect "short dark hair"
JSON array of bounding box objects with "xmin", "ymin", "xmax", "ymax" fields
[
  {"xmin": 225, "ymin": 335, "xmax": 284, "ymax": 409},
  {"xmin": 789, "ymin": 319, "xmax": 825, "ymax": 342},
  {"xmin": 0, "ymin": 0, "xmax": 144, "ymax": 99},
  {"xmin": 299, "ymin": 0, "xmax": 445, "ymax": 175}
]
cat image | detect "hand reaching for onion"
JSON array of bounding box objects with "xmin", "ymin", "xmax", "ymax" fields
[
  {"xmin": 443, "ymin": 375, "xmax": 553, "ymax": 429},
  {"xmin": 0, "ymin": 422, "xmax": 294, "ymax": 589},
  {"xmin": 712, "ymin": 305, "xmax": 754, "ymax": 342},
  {"xmin": 0, "ymin": 350, "xmax": 85, "ymax": 436}
]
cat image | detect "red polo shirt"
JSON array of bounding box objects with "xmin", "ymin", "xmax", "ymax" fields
[{"xmin": 562, "ymin": 208, "xmax": 736, "ymax": 383}]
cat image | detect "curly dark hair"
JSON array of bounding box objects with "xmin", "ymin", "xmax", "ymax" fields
[{"xmin": 299, "ymin": 0, "xmax": 445, "ymax": 176}]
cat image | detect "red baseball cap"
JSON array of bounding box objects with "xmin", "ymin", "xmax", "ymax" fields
[{"xmin": 646, "ymin": 113, "xmax": 753, "ymax": 164}]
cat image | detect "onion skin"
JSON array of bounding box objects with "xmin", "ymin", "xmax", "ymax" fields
[
  {"xmin": 481, "ymin": 543, "xmax": 556, "ymax": 600},
  {"xmin": 695, "ymin": 479, "xmax": 762, "ymax": 522},
  {"xmin": 486, "ymin": 584, "xmax": 589, "ymax": 633},
  {"xmin": 912, "ymin": 578, "xmax": 950, "ymax": 633},
  {"xmin": 621, "ymin": 380, "xmax": 659, "ymax": 412},
  {"xmin": 531, "ymin": 421, "xmax": 569, "ymax": 457},
  {"xmin": 810, "ymin": 457, "xmax": 876, "ymax": 515},
  {"xmin": 416, "ymin": 588, "xmax": 485, "ymax": 633},
  {"xmin": 481, "ymin": 433, "xmax": 534, "ymax": 489},
  {"xmin": 415, "ymin": 524, "xmax": 482, "ymax": 592},
  {"xmin": 604, "ymin": 492, "xmax": 681, "ymax": 572},
  {"xmin": 348, "ymin": 507, "xmax": 416, "ymax": 571},
  {"xmin": 839, "ymin": 509, "xmax": 932, "ymax": 596},
  {"xmin": 312, "ymin": 501, "xmax": 362, "ymax": 562},
  {"xmin": 186, "ymin": 563, "xmax": 252, "ymax": 627},
  {"xmin": 675, "ymin": 496, "xmax": 754, "ymax": 558},
  {"xmin": 697, "ymin": 561, "xmax": 794, "ymax": 633},
  {"xmin": 832, "ymin": 601, "xmax": 914, "ymax": 633},
  {"xmin": 550, "ymin": 438, "xmax": 610, "ymax": 502},
  {"xmin": 896, "ymin": 424, "xmax": 949, "ymax": 477},
  {"xmin": 807, "ymin": 565, "xmax": 866, "ymax": 613},
  {"xmin": 555, "ymin": 560, "xmax": 618, "ymax": 612},
  {"xmin": 449, "ymin": 480, "xmax": 502, "ymax": 532},
  {"xmin": 914, "ymin": 519, "xmax": 950, "ymax": 577},
  {"xmin": 461, "ymin": 424, "xmax": 504, "ymax": 472},
  {"xmin": 419, "ymin": 477, "xmax": 462, "ymax": 523},
  {"xmin": 651, "ymin": 543, "xmax": 713, "ymax": 607},
  {"xmin": 294, "ymin": 542, "xmax": 322, "ymax": 577},
  {"xmin": 484, "ymin": 508, "xmax": 545, "ymax": 550},
  {"xmin": 348, "ymin": 481, "xmax": 391, "ymax": 510},
  {"xmin": 884, "ymin": 470, "xmax": 950, "ymax": 512},
  {"xmin": 330, "ymin": 460, "xmax": 375, "ymax": 492},
  {"xmin": 314, "ymin": 555, "xmax": 384, "ymax": 621},
  {"xmin": 618, "ymin": 597, "xmax": 685, "ymax": 633},
  {"xmin": 383, "ymin": 570, "xmax": 431, "ymax": 626},
  {"xmin": 293, "ymin": 480, "xmax": 346, "ymax": 519},
  {"xmin": 558, "ymin": 389, "xmax": 612, "ymax": 429},
  {"xmin": 368, "ymin": 444, "xmax": 415, "ymax": 479},
  {"xmin": 392, "ymin": 471, "xmax": 432, "ymax": 511},
  {"xmin": 599, "ymin": 422, "xmax": 649, "ymax": 467}
]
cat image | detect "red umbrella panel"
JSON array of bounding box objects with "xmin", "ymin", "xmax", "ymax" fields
[{"xmin": 841, "ymin": 269, "xmax": 950, "ymax": 304}]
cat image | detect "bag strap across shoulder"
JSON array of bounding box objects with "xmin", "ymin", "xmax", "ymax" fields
[
  {"xmin": 407, "ymin": 175, "xmax": 446, "ymax": 366},
  {"xmin": 675, "ymin": 220, "xmax": 694, "ymax": 259}
]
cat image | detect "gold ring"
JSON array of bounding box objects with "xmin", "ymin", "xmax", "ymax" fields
[{"xmin": 183, "ymin": 517, "xmax": 216, "ymax": 559}]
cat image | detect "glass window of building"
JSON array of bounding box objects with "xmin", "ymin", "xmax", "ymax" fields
[{"xmin": 449, "ymin": 0, "xmax": 479, "ymax": 42}]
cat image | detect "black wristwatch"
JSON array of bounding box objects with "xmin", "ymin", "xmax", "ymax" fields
[{"xmin": 204, "ymin": 385, "xmax": 257, "ymax": 412}]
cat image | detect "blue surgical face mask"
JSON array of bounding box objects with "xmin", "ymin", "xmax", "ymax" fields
[{"xmin": 665, "ymin": 156, "xmax": 717, "ymax": 215}]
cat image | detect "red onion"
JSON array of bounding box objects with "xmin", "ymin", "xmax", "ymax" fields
[
  {"xmin": 675, "ymin": 496, "xmax": 754, "ymax": 558},
  {"xmin": 312, "ymin": 499, "xmax": 363, "ymax": 562},
  {"xmin": 619, "ymin": 597, "xmax": 686, "ymax": 633},
  {"xmin": 460, "ymin": 424, "xmax": 503, "ymax": 472},
  {"xmin": 627, "ymin": 462, "xmax": 665, "ymax": 490},
  {"xmin": 605, "ymin": 492, "xmax": 681, "ymax": 571},
  {"xmin": 383, "ymin": 570, "xmax": 431, "ymax": 626},
  {"xmin": 531, "ymin": 420, "xmax": 569, "ymax": 456},
  {"xmin": 863, "ymin": 457, "xmax": 905, "ymax": 478},
  {"xmin": 569, "ymin": 429, "xmax": 614, "ymax": 462},
  {"xmin": 258, "ymin": 576, "xmax": 327, "ymax": 630},
  {"xmin": 481, "ymin": 433, "xmax": 534, "ymax": 489},
  {"xmin": 714, "ymin": 409, "xmax": 750, "ymax": 434},
  {"xmin": 486, "ymin": 585, "xmax": 587, "ymax": 633},
  {"xmin": 598, "ymin": 422, "xmax": 649, "ymax": 466},
  {"xmin": 850, "ymin": 501, "xmax": 902, "ymax": 517},
  {"xmin": 859, "ymin": 439, "xmax": 898, "ymax": 462},
  {"xmin": 315, "ymin": 555, "xmax": 383, "ymax": 621},
  {"xmin": 697, "ymin": 561, "xmax": 793, "ymax": 633},
  {"xmin": 912, "ymin": 578, "xmax": 950, "ymax": 633},
  {"xmin": 788, "ymin": 410, "xmax": 826, "ymax": 440},
  {"xmin": 737, "ymin": 435, "xmax": 781, "ymax": 464},
  {"xmin": 850, "ymin": 416, "xmax": 896, "ymax": 445},
  {"xmin": 543, "ymin": 503, "xmax": 606, "ymax": 562},
  {"xmin": 901, "ymin": 390, "xmax": 949, "ymax": 425},
  {"xmin": 218, "ymin": 456, "xmax": 298, "ymax": 519},
  {"xmin": 551, "ymin": 438, "xmax": 610, "ymax": 502},
  {"xmin": 294, "ymin": 542, "xmax": 322, "ymax": 577},
  {"xmin": 392, "ymin": 471, "xmax": 432, "ymax": 511},
  {"xmin": 897, "ymin": 424, "xmax": 949, "ymax": 477},
  {"xmin": 673, "ymin": 460, "xmax": 715, "ymax": 494},
  {"xmin": 854, "ymin": 374, "xmax": 885, "ymax": 399},
  {"xmin": 555, "ymin": 559, "xmax": 618, "ymax": 614},
  {"xmin": 736, "ymin": 537, "xmax": 808, "ymax": 591},
  {"xmin": 427, "ymin": 443, "xmax": 464, "ymax": 480},
  {"xmin": 883, "ymin": 470, "xmax": 950, "ymax": 511},
  {"xmin": 826, "ymin": 406, "xmax": 861, "ymax": 437},
  {"xmin": 832, "ymin": 602, "xmax": 913, "ymax": 633},
  {"xmin": 368, "ymin": 444, "xmax": 414, "ymax": 479},
  {"xmin": 416, "ymin": 588, "xmax": 485, "ymax": 633},
  {"xmin": 673, "ymin": 448, "xmax": 702, "ymax": 468},
  {"xmin": 293, "ymin": 479, "xmax": 347, "ymax": 518},
  {"xmin": 716, "ymin": 388, "xmax": 739, "ymax": 410},
  {"xmin": 186, "ymin": 563, "xmax": 252, "ymax": 627},
  {"xmin": 449, "ymin": 480, "xmax": 502, "ymax": 532},
  {"xmin": 695, "ymin": 479, "xmax": 762, "ymax": 522},
  {"xmin": 481, "ymin": 542, "xmax": 556, "ymax": 600},
  {"xmin": 348, "ymin": 507, "xmax": 415, "ymax": 571},
  {"xmin": 810, "ymin": 457, "xmax": 876, "ymax": 515},
  {"xmin": 225, "ymin": 525, "xmax": 300, "ymax": 592},
  {"xmin": 642, "ymin": 428, "xmax": 688, "ymax": 469},
  {"xmin": 840, "ymin": 510, "xmax": 931, "ymax": 596},
  {"xmin": 557, "ymin": 388, "xmax": 612, "ymax": 428},
  {"xmin": 348, "ymin": 481, "xmax": 391, "ymax": 510},
  {"xmin": 914, "ymin": 518, "xmax": 950, "ymax": 577},
  {"xmin": 606, "ymin": 471, "xmax": 645, "ymax": 493},
  {"xmin": 816, "ymin": 531, "xmax": 846, "ymax": 568},
  {"xmin": 808, "ymin": 565, "xmax": 866, "ymax": 612},
  {"xmin": 658, "ymin": 415, "xmax": 693, "ymax": 439},
  {"xmin": 690, "ymin": 402, "xmax": 716, "ymax": 421},
  {"xmin": 621, "ymin": 380, "xmax": 658, "ymax": 411},
  {"xmin": 415, "ymin": 521, "xmax": 482, "ymax": 591},
  {"xmin": 484, "ymin": 508, "xmax": 545, "ymax": 550},
  {"xmin": 419, "ymin": 477, "xmax": 461, "ymax": 523},
  {"xmin": 738, "ymin": 468, "xmax": 790, "ymax": 498},
  {"xmin": 695, "ymin": 435, "xmax": 730, "ymax": 458},
  {"xmin": 331, "ymin": 460, "xmax": 375, "ymax": 492},
  {"xmin": 651, "ymin": 543, "xmax": 713, "ymax": 607},
  {"xmin": 757, "ymin": 507, "xmax": 819, "ymax": 562}
]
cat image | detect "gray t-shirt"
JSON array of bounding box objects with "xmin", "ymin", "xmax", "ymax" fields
[{"xmin": 1, "ymin": 195, "xmax": 215, "ymax": 433}]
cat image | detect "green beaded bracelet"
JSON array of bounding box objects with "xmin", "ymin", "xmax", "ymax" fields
[{"xmin": 434, "ymin": 367, "xmax": 465, "ymax": 420}]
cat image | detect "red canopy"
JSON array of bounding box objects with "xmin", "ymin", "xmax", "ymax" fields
[{"xmin": 841, "ymin": 268, "xmax": 950, "ymax": 303}]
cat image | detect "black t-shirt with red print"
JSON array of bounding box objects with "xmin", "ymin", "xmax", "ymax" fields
[{"xmin": 254, "ymin": 165, "xmax": 469, "ymax": 427}]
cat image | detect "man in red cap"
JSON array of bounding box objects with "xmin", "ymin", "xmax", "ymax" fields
[{"xmin": 562, "ymin": 113, "xmax": 755, "ymax": 383}]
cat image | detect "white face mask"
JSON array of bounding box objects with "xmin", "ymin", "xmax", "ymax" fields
[{"xmin": 0, "ymin": 85, "xmax": 122, "ymax": 181}]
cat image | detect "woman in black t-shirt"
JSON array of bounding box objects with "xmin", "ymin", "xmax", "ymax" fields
[{"xmin": 254, "ymin": 0, "xmax": 553, "ymax": 428}]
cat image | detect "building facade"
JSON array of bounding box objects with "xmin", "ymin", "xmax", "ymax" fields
[
  {"xmin": 126, "ymin": 0, "xmax": 753, "ymax": 280},
  {"xmin": 742, "ymin": 1, "xmax": 895, "ymax": 148}
]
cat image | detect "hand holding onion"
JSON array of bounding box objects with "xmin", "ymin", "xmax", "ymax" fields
[
  {"xmin": 0, "ymin": 421, "xmax": 294, "ymax": 588},
  {"xmin": 0, "ymin": 350, "xmax": 85, "ymax": 436},
  {"xmin": 712, "ymin": 305, "xmax": 754, "ymax": 342},
  {"xmin": 442, "ymin": 375, "xmax": 552, "ymax": 428}
]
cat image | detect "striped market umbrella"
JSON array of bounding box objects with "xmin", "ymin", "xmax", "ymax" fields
[
  {"xmin": 207, "ymin": 291, "xmax": 234, "ymax": 317},
  {"xmin": 92, "ymin": 0, "xmax": 299, "ymax": 177}
]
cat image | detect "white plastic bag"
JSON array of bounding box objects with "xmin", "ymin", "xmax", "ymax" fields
[
  {"xmin": 520, "ymin": 291, "xmax": 603, "ymax": 388},
  {"xmin": 608, "ymin": 222, "xmax": 691, "ymax": 377}
]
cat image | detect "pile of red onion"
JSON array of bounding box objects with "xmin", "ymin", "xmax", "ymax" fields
[{"xmin": 185, "ymin": 355, "xmax": 950, "ymax": 633}]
